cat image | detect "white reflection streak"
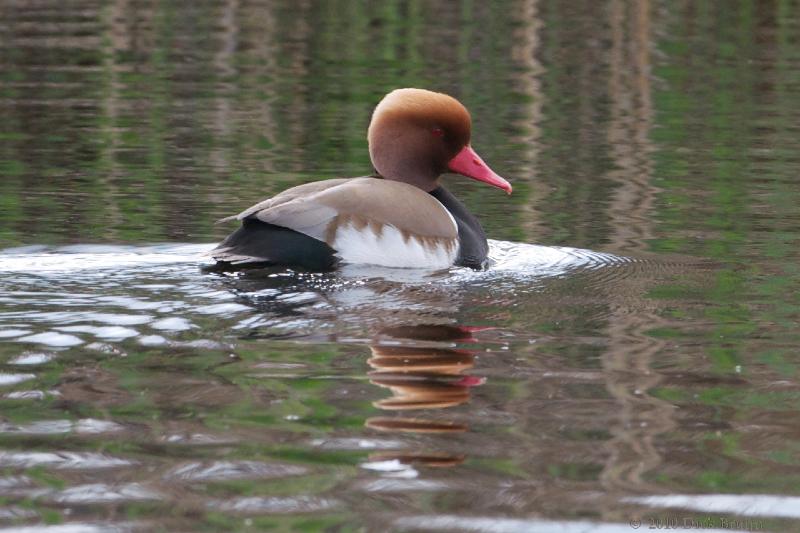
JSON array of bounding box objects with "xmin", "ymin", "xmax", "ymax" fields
[
  {"xmin": 394, "ymin": 516, "xmax": 741, "ymax": 533},
  {"xmin": 0, "ymin": 525, "xmax": 132, "ymax": 533},
  {"xmin": 0, "ymin": 451, "xmax": 133, "ymax": 469},
  {"xmin": 0, "ymin": 244, "xmax": 214, "ymax": 273},
  {"xmin": 0, "ymin": 418, "xmax": 124, "ymax": 435},
  {"xmin": 626, "ymin": 494, "xmax": 800, "ymax": 519}
]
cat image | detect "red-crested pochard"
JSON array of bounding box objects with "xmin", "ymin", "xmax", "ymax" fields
[{"xmin": 210, "ymin": 88, "xmax": 511, "ymax": 270}]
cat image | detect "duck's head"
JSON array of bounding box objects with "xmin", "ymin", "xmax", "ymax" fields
[{"xmin": 367, "ymin": 88, "xmax": 512, "ymax": 194}]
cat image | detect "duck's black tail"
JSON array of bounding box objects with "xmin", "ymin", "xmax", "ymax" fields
[{"xmin": 205, "ymin": 219, "xmax": 338, "ymax": 272}]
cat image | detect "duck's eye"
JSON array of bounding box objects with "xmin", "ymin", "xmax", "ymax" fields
[{"xmin": 431, "ymin": 127, "xmax": 444, "ymax": 138}]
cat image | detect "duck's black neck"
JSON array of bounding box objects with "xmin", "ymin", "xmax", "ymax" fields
[{"xmin": 429, "ymin": 186, "xmax": 489, "ymax": 270}]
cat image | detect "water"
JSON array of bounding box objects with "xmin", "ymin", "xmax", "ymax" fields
[{"xmin": 1, "ymin": 1, "xmax": 799, "ymax": 531}]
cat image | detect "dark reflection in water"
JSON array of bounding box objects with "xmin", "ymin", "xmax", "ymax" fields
[
  {"xmin": 365, "ymin": 325, "xmax": 485, "ymax": 468},
  {"xmin": 1, "ymin": 0, "xmax": 800, "ymax": 532}
]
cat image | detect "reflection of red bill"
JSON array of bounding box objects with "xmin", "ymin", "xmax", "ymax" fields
[
  {"xmin": 455, "ymin": 325, "xmax": 496, "ymax": 343},
  {"xmin": 454, "ymin": 376, "xmax": 486, "ymax": 387}
]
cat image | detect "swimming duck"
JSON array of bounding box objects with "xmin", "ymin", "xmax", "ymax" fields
[{"xmin": 210, "ymin": 88, "xmax": 511, "ymax": 270}]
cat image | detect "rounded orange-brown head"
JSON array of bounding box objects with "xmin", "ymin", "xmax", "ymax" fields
[{"xmin": 368, "ymin": 88, "xmax": 512, "ymax": 194}]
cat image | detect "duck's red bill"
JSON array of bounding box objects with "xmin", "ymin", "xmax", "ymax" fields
[{"xmin": 447, "ymin": 145, "xmax": 512, "ymax": 194}]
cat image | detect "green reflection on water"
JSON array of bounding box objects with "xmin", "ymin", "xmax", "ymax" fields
[
  {"xmin": 643, "ymin": 0, "xmax": 800, "ymax": 499},
  {"xmin": 1, "ymin": 0, "xmax": 800, "ymax": 530}
]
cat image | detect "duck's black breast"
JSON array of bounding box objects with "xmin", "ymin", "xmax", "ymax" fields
[{"xmin": 429, "ymin": 186, "xmax": 489, "ymax": 270}]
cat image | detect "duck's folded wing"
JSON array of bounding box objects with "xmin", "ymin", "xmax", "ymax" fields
[
  {"xmin": 243, "ymin": 177, "xmax": 458, "ymax": 244},
  {"xmin": 217, "ymin": 178, "xmax": 351, "ymax": 223}
]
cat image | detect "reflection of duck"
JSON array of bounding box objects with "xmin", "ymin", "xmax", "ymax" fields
[
  {"xmin": 377, "ymin": 324, "xmax": 492, "ymax": 343},
  {"xmin": 367, "ymin": 329, "xmax": 484, "ymax": 411},
  {"xmin": 364, "ymin": 324, "xmax": 487, "ymax": 468},
  {"xmin": 368, "ymin": 346, "xmax": 474, "ymax": 374},
  {"xmin": 368, "ymin": 365, "xmax": 481, "ymax": 411},
  {"xmin": 211, "ymin": 89, "xmax": 511, "ymax": 270}
]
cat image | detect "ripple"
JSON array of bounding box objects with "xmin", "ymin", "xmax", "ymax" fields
[
  {"xmin": 6, "ymin": 312, "xmax": 153, "ymax": 326},
  {"xmin": 327, "ymin": 240, "xmax": 630, "ymax": 285},
  {"xmin": 44, "ymin": 483, "xmax": 160, "ymax": 504},
  {"xmin": 208, "ymin": 495, "xmax": 339, "ymax": 514},
  {"xmin": 0, "ymin": 418, "xmax": 124, "ymax": 435},
  {"xmin": 56, "ymin": 325, "xmax": 139, "ymax": 340},
  {"xmin": 0, "ymin": 451, "xmax": 134, "ymax": 470},
  {"xmin": 0, "ymin": 473, "xmax": 32, "ymax": 485},
  {"xmin": 0, "ymin": 243, "xmax": 212, "ymax": 273},
  {"xmin": 359, "ymin": 478, "xmax": 450, "ymax": 492},
  {"xmin": 0, "ymin": 241, "xmax": 670, "ymax": 350},
  {"xmin": 85, "ymin": 343, "xmax": 127, "ymax": 356},
  {"xmin": 15, "ymin": 332, "xmax": 83, "ymax": 347},
  {"xmin": 0, "ymin": 525, "xmax": 130, "ymax": 533},
  {"xmin": 360, "ymin": 460, "xmax": 419, "ymax": 480},
  {"xmin": 150, "ymin": 317, "xmax": 195, "ymax": 331},
  {"xmin": 488, "ymin": 239, "xmax": 629, "ymax": 272},
  {"xmin": 0, "ymin": 506, "xmax": 37, "ymax": 520},
  {"xmin": 75, "ymin": 419, "xmax": 126, "ymax": 434},
  {"xmin": 160, "ymin": 432, "xmax": 239, "ymax": 445},
  {"xmin": 310, "ymin": 437, "xmax": 406, "ymax": 450},
  {"xmin": 8, "ymin": 351, "xmax": 55, "ymax": 365},
  {"xmin": 193, "ymin": 302, "xmax": 252, "ymax": 315},
  {"xmin": 0, "ymin": 373, "xmax": 36, "ymax": 386},
  {"xmin": 138, "ymin": 335, "xmax": 168, "ymax": 346},
  {"xmin": 0, "ymin": 329, "xmax": 32, "ymax": 338},
  {"xmin": 95, "ymin": 295, "xmax": 164, "ymax": 310},
  {"xmin": 4, "ymin": 390, "xmax": 50, "ymax": 400},
  {"xmin": 174, "ymin": 339, "xmax": 228, "ymax": 349},
  {"xmin": 165, "ymin": 461, "xmax": 307, "ymax": 482}
]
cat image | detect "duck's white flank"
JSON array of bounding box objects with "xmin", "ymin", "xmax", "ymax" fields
[{"xmin": 332, "ymin": 221, "xmax": 458, "ymax": 269}]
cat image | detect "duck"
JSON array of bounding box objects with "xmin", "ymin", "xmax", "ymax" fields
[{"xmin": 210, "ymin": 88, "xmax": 511, "ymax": 271}]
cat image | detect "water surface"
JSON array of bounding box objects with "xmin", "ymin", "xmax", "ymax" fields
[{"xmin": 1, "ymin": 1, "xmax": 799, "ymax": 531}]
